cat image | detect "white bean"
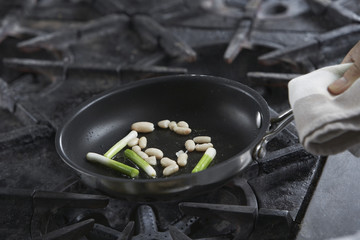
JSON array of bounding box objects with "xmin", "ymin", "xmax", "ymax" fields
[
  {"xmin": 185, "ymin": 139, "xmax": 195, "ymax": 152},
  {"xmin": 173, "ymin": 126, "xmax": 192, "ymax": 135},
  {"xmin": 177, "ymin": 121, "xmax": 189, "ymax": 128},
  {"xmin": 145, "ymin": 148, "xmax": 164, "ymax": 159},
  {"xmin": 131, "ymin": 146, "xmax": 149, "ymax": 159},
  {"xmin": 195, "ymin": 143, "xmax": 214, "ymax": 151},
  {"xmin": 193, "ymin": 136, "xmax": 211, "ymax": 144},
  {"xmin": 158, "ymin": 120, "xmax": 170, "ymax": 128},
  {"xmin": 136, "ymin": 150, "xmax": 149, "ymax": 159},
  {"xmin": 131, "ymin": 121, "xmax": 154, "ymax": 133},
  {"xmin": 163, "ymin": 164, "xmax": 179, "ymax": 176},
  {"xmin": 145, "ymin": 156, "xmax": 157, "ymax": 166},
  {"xmin": 132, "ymin": 145, "xmax": 141, "ymax": 152},
  {"xmin": 169, "ymin": 121, "xmax": 177, "ymax": 131},
  {"xmin": 176, "ymin": 150, "xmax": 185, "ymax": 157},
  {"xmin": 160, "ymin": 157, "xmax": 177, "ymax": 167},
  {"xmin": 138, "ymin": 136, "xmax": 147, "ymax": 149},
  {"xmin": 127, "ymin": 137, "xmax": 139, "ymax": 147},
  {"xmin": 177, "ymin": 152, "xmax": 188, "ymax": 167}
]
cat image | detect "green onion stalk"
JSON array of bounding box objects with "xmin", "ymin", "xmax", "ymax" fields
[
  {"xmin": 192, "ymin": 147, "xmax": 216, "ymax": 173},
  {"xmin": 86, "ymin": 152, "xmax": 139, "ymax": 178},
  {"xmin": 104, "ymin": 130, "xmax": 138, "ymax": 159},
  {"xmin": 124, "ymin": 149, "xmax": 157, "ymax": 178}
]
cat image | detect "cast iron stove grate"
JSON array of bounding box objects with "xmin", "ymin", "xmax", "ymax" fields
[
  {"xmin": 0, "ymin": 0, "xmax": 358, "ymax": 239},
  {"xmin": 0, "ymin": 120, "xmax": 325, "ymax": 240}
]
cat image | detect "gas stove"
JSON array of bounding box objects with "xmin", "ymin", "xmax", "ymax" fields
[{"xmin": 0, "ymin": 1, "xmax": 359, "ymax": 239}]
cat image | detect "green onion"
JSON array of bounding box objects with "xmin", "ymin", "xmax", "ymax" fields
[
  {"xmin": 192, "ymin": 147, "xmax": 216, "ymax": 173},
  {"xmin": 86, "ymin": 152, "xmax": 139, "ymax": 178},
  {"xmin": 104, "ymin": 130, "xmax": 138, "ymax": 159},
  {"xmin": 124, "ymin": 149, "xmax": 157, "ymax": 178}
]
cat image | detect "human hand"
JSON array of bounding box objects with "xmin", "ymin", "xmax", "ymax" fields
[{"xmin": 328, "ymin": 40, "xmax": 360, "ymax": 95}]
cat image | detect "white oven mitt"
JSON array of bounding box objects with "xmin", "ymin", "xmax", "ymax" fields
[{"xmin": 288, "ymin": 63, "xmax": 360, "ymax": 157}]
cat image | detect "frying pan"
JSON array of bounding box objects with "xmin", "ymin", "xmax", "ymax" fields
[{"xmin": 55, "ymin": 75, "xmax": 293, "ymax": 201}]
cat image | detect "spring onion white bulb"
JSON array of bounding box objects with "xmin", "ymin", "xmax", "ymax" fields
[
  {"xmin": 124, "ymin": 149, "xmax": 156, "ymax": 178},
  {"xmin": 192, "ymin": 147, "xmax": 216, "ymax": 173},
  {"xmin": 104, "ymin": 130, "xmax": 138, "ymax": 159}
]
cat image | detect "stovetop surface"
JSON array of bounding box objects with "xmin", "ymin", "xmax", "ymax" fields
[
  {"xmin": 297, "ymin": 152, "xmax": 360, "ymax": 240},
  {"xmin": 1, "ymin": 0, "xmax": 360, "ymax": 239}
]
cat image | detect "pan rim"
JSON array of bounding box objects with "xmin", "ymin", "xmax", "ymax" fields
[{"xmin": 55, "ymin": 74, "xmax": 270, "ymax": 184}]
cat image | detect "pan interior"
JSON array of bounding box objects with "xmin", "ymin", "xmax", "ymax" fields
[{"xmin": 57, "ymin": 75, "xmax": 269, "ymax": 180}]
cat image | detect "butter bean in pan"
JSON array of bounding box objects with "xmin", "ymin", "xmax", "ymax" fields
[
  {"xmin": 195, "ymin": 143, "xmax": 214, "ymax": 152},
  {"xmin": 145, "ymin": 156, "xmax": 157, "ymax": 166},
  {"xmin": 127, "ymin": 137, "xmax": 139, "ymax": 147},
  {"xmin": 158, "ymin": 120, "xmax": 170, "ymax": 129},
  {"xmin": 177, "ymin": 152, "xmax": 188, "ymax": 167},
  {"xmin": 177, "ymin": 121, "xmax": 189, "ymax": 128},
  {"xmin": 169, "ymin": 121, "xmax": 177, "ymax": 130},
  {"xmin": 136, "ymin": 150, "xmax": 149, "ymax": 160},
  {"xmin": 173, "ymin": 126, "xmax": 192, "ymax": 135},
  {"xmin": 145, "ymin": 148, "xmax": 164, "ymax": 159},
  {"xmin": 131, "ymin": 121, "xmax": 154, "ymax": 133},
  {"xmin": 163, "ymin": 164, "xmax": 179, "ymax": 176},
  {"xmin": 185, "ymin": 139, "xmax": 195, "ymax": 152},
  {"xmin": 193, "ymin": 136, "xmax": 211, "ymax": 144},
  {"xmin": 132, "ymin": 145, "xmax": 141, "ymax": 152},
  {"xmin": 138, "ymin": 136, "xmax": 147, "ymax": 149},
  {"xmin": 160, "ymin": 157, "xmax": 177, "ymax": 167}
]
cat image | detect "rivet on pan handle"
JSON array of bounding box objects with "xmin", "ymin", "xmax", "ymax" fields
[{"xmin": 252, "ymin": 109, "xmax": 294, "ymax": 160}]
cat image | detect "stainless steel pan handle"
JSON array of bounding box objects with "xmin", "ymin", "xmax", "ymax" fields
[{"xmin": 252, "ymin": 109, "xmax": 294, "ymax": 160}]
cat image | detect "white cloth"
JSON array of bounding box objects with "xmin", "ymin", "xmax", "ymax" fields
[{"xmin": 288, "ymin": 63, "xmax": 360, "ymax": 157}]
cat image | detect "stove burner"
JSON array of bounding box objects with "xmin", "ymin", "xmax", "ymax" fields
[
  {"xmin": 0, "ymin": 142, "xmax": 324, "ymax": 240},
  {"xmin": 25, "ymin": 177, "xmax": 260, "ymax": 239}
]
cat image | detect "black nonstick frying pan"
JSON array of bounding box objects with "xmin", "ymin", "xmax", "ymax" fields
[{"xmin": 55, "ymin": 75, "xmax": 293, "ymax": 201}]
